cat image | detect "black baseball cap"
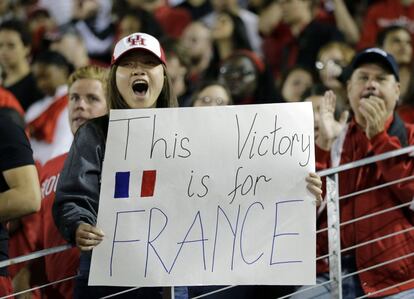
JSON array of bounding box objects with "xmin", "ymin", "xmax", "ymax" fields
[{"xmin": 344, "ymin": 47, "xmax": 400, "ymax": 82}]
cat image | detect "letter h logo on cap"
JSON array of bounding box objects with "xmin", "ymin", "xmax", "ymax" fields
[{"xmin": 127, "ymin": 34, "xmax": 146, "ymax": 47}]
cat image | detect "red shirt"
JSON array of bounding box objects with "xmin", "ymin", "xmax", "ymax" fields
[
  {"xmin": 154, "ymin": 5, "xmax": 192, "ymax": 39},
  {"xmin": 0, "ymin": 87, "xmax": 24, "ymax": 116},
  {"xmin": 398, "ymin": 104, "xmax": 414, "ymax": 124},
  {"xmin": 38, "ymin": 153, "xmax": 79, "ymax": 298},
  {"xmin": 358, "ymin": 0, "xmax": 414, "ymax": 50},
  {"xmin": 316, "ymin": 118, "xmax": 414, "ymax": 296}
]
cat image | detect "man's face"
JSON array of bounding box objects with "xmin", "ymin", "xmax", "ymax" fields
[
  {"xmin": 382, "ymin": 29, "xmax": 412, "ymax": 65},
  {"xmin": 347, "ymin": 63, "xmax": 400, "ymax": 127},
  {"xmin": 68, "ymin": 78, "xmax": 107, "ymax": 134},
  {"xmin": 32, "ymin": 63, "xmax": 68, "ymax": 96},
  {"xmin": 0, "ymin": 30, "xmax": 28, "ymax": 69}
]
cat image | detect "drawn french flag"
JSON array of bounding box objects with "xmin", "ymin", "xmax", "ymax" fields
[{"xmin": 114, "ymin": 170, "xmax": 157, "ymax": 198}]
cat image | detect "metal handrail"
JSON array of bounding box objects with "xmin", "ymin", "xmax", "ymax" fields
[{"xmin": 317, "ymin": 145, "xmax": 414, "ymax": 177}]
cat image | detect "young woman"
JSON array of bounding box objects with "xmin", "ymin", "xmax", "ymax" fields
[
  {"xmin": 52, "ymin": 32, "xmax": 176, "ymax": 299},
  {"xmin": 53, "ymin": 32, "xmax": 322, "ymax": 299}
]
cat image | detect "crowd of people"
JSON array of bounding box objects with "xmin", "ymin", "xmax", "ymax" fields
[{"xmin": 0, "ymin": 0, "xmax": 414, "ymax": 298}]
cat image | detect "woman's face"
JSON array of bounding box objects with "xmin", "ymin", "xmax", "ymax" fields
[
  {"xmin": 382, "ymin": 29, "xmax": 412, "ymax": 65},
  {"xmin": 193, "ymin": 84, "xmax": 231, "ymax": 107},
  {"xmin": 318, "ymin": 47, "xmax": 346, "ymax": 89},
  {"xmin": 116, "ymin": 51, "xmax": 164, "ymax": 109},
  {"xmin": 211, "ymin": 13, "xmax": 234, "ymax": 41},
  {"xmin": 281, "ymin": 68, "xmax": 313, "ymax": 102}
]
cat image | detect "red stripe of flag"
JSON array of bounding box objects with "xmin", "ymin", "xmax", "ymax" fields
[{"xmin": 141, "ymin": 170, "xmax": 156, "ymax": 197}]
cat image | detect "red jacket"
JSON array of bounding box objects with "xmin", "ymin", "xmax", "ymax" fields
[{"xmin": 316, "ymin": 117, "xmax": 414, "ymax": 297}]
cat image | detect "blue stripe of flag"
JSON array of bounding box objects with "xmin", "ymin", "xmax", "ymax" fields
[{"xmin": 114, "ymin": 171, "xmax": 130, "ymax": 198}]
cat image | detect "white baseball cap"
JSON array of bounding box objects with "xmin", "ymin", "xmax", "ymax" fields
[{"xmin": 111, "ymin": 32, "xmax": 166, "ymax": 65}]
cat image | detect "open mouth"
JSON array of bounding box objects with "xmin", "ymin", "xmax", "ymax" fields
[{"xmin": 132, "ymin": 80, "xmax": 148, "ymax": 96}]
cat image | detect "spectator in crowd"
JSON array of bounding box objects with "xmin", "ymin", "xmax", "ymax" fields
[
  {"xmin": 315, "ymin": 0, "xmax": 360, "ymax": 44},
  {"xmin": 203, "ymin": 0, "xmax": 262, "ymax": 56},
  {"xmin": 315, "ymin": 41, "xmax": 355, "ymax": 114},
  {"xmin": 65, "ymin": 0, "xmax": 115, "ymax": 64},
  {"xmin": 218, "ymin": 49, "xmax": 278, "ymax": 104},
  {"xmin": 376, "ymin": 25, "xmax": 414, "ymax": 123},
  {"xmin": 0, "ymin": 19, "xmax": 43, "ymax": 111},
  {"xmin": 191, "ymin": 80, "xmax": 232, "ymax": 106},
  {"xmin": 25, "ymin": 6, "xmax": 58, "ymax": 56},
  {"xmin": 278, "ymin": 65, "xmax": 314, "ymax": 102},
  {"xmin": 115, "ymin": 10, "xmax": 164, "ymax": 41},
  {"xmin": 262, "ymin": 0, "xmax": 344, "ymax": 80},
  {"xmin": 180, "ymin": 21, "xmax": 219, "ymax": 87},
  {"xmin": 114, "ymin": 0, "xmax": 191, "ymax": 39},
  {"xmin": 49, "ymin": 28, "xmax": 103, "ymax": 69},
  {"xmin": 12, "ymin": 65, "xmax": 109, "ymax": 299},
  {"xmin": 26, "ymin": 50, "xmax": 73, "ymax": 165},
  {"xmin": 52, "ymin": 32, "xmax": 177, "ymax": 299},
  {"xmin": 377, "ymin": 25, "xmax": 413, "ymax": 103},
  {"xmin": 163, "ymin": 38, "xmax": 191, "ymax": 106},
  {"xmin": 211, "ymin": 10, "xmax": 252, "ymax": 61},
  {"xmin": 0, "ymin": 109, "xmax": 41, "ymax": 297},
  {"xmin": 358, "ymin": 0, "xmax": 414, "ymax": 50},
  {"xmin": 294, "ymin": 48, "xmax": 414, "ymax": 298},
  {"xmin": 0, "ymin": 0, "xmax": 23, "ymax": 23}
]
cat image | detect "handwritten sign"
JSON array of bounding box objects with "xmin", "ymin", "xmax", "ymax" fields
[{"xmin": 89, "ymin": 103, "xmax": 316, "ymax": 287}]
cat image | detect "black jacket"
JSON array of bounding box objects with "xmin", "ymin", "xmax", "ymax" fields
[{"xmin": 53, "ymin": 115, "xmax": 109, "ymax": 245}]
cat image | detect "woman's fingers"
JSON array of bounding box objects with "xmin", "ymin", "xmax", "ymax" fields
[
  {"xmin": 306, "ymin": 173, "xmax": 323, "ymax": 206},
  {"xmin": 76, "ymin": 223, "xmax": 105, "ymax": 251}
]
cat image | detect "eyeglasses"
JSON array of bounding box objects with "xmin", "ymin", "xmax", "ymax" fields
[
  {"xmin": 315, "ymin": 59, "xmax": 346, "ymax": 71},
  {"xmin": 196, "ymin": 96, "xmax": 227, "ymax": 106}
]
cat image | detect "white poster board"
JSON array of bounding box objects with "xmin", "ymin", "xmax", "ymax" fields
[{"xmin": 89, "ymin": 103, "xmax": 316, "ymax": 287}]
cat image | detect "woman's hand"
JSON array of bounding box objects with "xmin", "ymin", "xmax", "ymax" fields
[
  {"xmin": 306, "ymin": 173, "xmax": 323, "ymax": 206},
  {"xmin": 75, "ymin": 222, "xmax": 105, "ymax": 251}
]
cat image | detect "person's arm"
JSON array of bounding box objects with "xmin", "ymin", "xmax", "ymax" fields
[
  {"xmin": 53, "ymin": 116, "xmax": 108, "ymax": 247},
  {"xmin": 258, "ymin": 2, "xmax": 282, "ymax": 36},
  {"xmin": 331, "ymin": 0, "xmax": 360, "ymax": 44},
  {"xmin": 0, "ymin": 165, "xmax": 40, "ymax": 222}
]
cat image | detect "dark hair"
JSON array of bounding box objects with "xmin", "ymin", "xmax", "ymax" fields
[
  {"xmin": 161, "ymin": 37, "xmax": 191, "ymax": 70},
  {"xmin": 33, "ymin": 50, "xmax": 74, "ymax": 74},
  {"xmin": 116, "ymin": 9, "xmax": 164, "ymax": 40},
  {"xmin": 0, "ymin": 19, "xmax": 31, "ymax": 46},
  {"xmin": 214, "ymin": 10, "xmax": 252, "ymax": 52},
  {"xmin": 376, "ymin": 25, "xmax": 411, "ymax": 47},
  {"xmin": 106, "ymin": 64, "xmax": 177, "ymax": 109},
  {"xmin": 191, "ymin": 80, "xmax": 233, "ymax": 106}
]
